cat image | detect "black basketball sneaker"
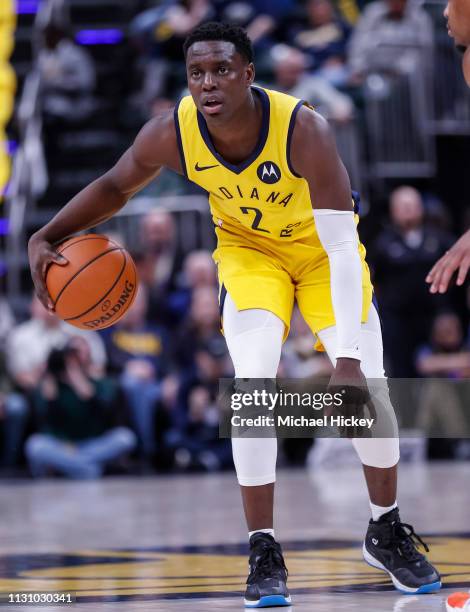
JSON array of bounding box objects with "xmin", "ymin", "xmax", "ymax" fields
[
  {"xmin": 363, "ymin": 507, "xmax": 441, "ymax": 594},
  {"xmin": 244, "ymin": 533, "xmax": 292, "ymax": 608}
]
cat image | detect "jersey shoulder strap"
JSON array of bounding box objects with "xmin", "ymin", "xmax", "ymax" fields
[
  {"xmin": 174, "ymin": 95, "xmax": 198, "ymax": 178},
  {"xmin": 261, "ymin": 87, "xmax": 314, "ymax": 180}
]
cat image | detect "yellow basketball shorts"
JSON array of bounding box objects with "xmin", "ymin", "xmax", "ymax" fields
[{"xmin": 213, "ymin": 236, "xmax": 373, "ymax": 351}]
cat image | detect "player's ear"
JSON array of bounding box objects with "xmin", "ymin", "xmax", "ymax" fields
[{"xmin": 246, "ymin": 62, "xmax": 255, "ymax": 87}]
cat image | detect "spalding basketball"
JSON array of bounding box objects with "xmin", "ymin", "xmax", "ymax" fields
[{"xmin": 46, "ymin": 234, "xmax": 138, "ymax": 330}]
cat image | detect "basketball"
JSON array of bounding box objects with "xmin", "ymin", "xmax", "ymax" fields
[{"xmin": 45, "ymin": 234, "xmax": 138, "ymax": 330}]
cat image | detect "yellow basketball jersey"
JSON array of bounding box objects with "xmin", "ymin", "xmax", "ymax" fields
[
  {"xmin": 175, "ymin": 86, "xmax": 373, "ymax": 345},
  {"xmin": 175, "ymin": 86, "xmax": 332, "ymax": 245}
]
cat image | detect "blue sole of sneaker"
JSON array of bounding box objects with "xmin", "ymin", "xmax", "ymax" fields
[
  {"xmin": 244, "ymin": 594, "xmax": 292, "ymax": 608},
  {"xmin": 407, "ymin": 581, "xmax": 442, "ymax": 595},
  {"xmin": 363, "ymin": 543, "xmax": 442, "ymax": 595}
]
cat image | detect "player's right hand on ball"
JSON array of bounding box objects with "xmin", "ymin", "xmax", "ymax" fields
[{"xmin": 28, "ymin": 233, "xmax": 68, "ymax": 311}]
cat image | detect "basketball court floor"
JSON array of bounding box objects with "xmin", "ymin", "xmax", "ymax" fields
[{"xmin": 0, "ymin": 462, "xmax": 468, "ymax": 611}]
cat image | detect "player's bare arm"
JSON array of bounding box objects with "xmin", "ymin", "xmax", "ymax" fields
[
  {"xmin": 427, "ymin": 0, "xmax": 470, "ymax": 294},
  {"xmin": 426, "ymin": 229, "xmax": 470, "ymax": 293},
  {"xmin": 290, "ymin": 106, "xmax": 352, "ymax": 212},
  {"xmin": 290, "ymin": 106, "xmax": 367, "ymax": 393},
  {"xmin": 28, "ymin": 110, "xmax": 181, "ymax": 309}
]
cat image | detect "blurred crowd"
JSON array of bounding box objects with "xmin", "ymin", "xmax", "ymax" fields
[
  {"xmin": 1, "ymin": 195, "xmax": 469, "ymax": 478},
  {"xmin": 1, "ymin": 0, "xmax": 469, "ymax": 478},
  {"xmin": 125, "ymin": 0, "xmax": 434, "ymax": 122},
  {"xmin": 36, "ymin": 0, "xmax": 437, "ymax": 125}
]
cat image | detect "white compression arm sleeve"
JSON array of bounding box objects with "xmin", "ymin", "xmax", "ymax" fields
[{"xmin": 313, "ymin": 209, "xmax": 362, "ymax": 361}]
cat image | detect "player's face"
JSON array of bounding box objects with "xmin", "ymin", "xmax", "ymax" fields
[
  {"xmin": 444, "ymin": 0, "xmax": 470, "ymax": 46},
  {"xmin": 186, "ymin": 41, "xmax": 255, "ymax": 122}
]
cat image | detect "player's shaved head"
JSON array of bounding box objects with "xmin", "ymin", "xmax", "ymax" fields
[{"xmin": 183, "ymin": 22, "xmax": 254, "ymax": 64}]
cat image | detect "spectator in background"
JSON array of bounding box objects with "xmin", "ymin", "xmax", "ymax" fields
[
  {"xmin": 182, "ymin": 249, "xmax": 217, "ymax": 287},
  {"xmin": 130, "ymin": 0, "xmax": 210, "ymax": 113},
  {"xmin": 139, "ymin": 209, "xmax": 180, "ymax": 292},
  {"xmin": 135, "ymin": 247, "xmax": 217, "ymax": 327},
  {"xmin": 0, "ymin": 299, "xmax": 27, "ymax": 470},
  {"xmin": 158, "ymin": 0, "xmax": 210, "ymax": 43},
  {"xmin": 100, "ymin": 285, "xmax": 169, "ymax": 461},
  {"xmin": 174, "ymin": 286, "xmax": 222, "ymax": 371},
  {"xmin": 416, "ymin": 312, "xmax": 470, "ymax": 378},
  {"xmin": 348, "ymin": 0, "xmax": 433, "ymax": 81},
  {"xmin": 415, "ymin": 312, "xmax": 470, "ymax": 458},
  {"xmin": 289, "ymin": 0, "xmax": 352, "ymax": 88},
  {"xmin": 6, "ymin": 294, "xmax": 106, "ymax": 393},
  {"xmin": 168, "ymin": 249, "xmax": 217, "ymax": 322},
  {"xmin": 270, "ymin": 44, "xmax": 354, "ymax": 122},
  {"xmin": 0, "ymin": 299, "xmax": 14, "ymax": 379},
  {"xmin": 170, "ymin": 335, "xmax": 232, "ymax": 471},
  {"xmin": 39, "ymin": 22, "xmax": 96, "ymax": 122},
  {"xmin": 25, "ymin": 338, "xmax": 136, "ymax": 479},
  {"xmin": 133, "ymin": 210, "xmax": 182, "ymax": 326},
  {"xmin": 370, "ymin": 186, "xmax": 454, "ymax": 377},
  {"xmin": 0, "ymin": 298, "xmax": 14, "ymax": 348},
  {"xmin": 0, "ymin": 360, "xmax": 28, "ymax": 470},
  {"xmin": 211, "ymin": 1, "xmax": 295, "ymax": 52},
  {"xmin": 170, "ymin": 286, "xmax": 229, "ymax": 463},
  {"xmin": 132, "ymin": 247, "xmax": 167, "ymax": 324},
  {"xmin": 280, "ymin": 307, "xmax": 333, "ymax": 378}
]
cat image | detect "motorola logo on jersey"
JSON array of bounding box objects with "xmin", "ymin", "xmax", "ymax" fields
[{"xmin": 257, "ymin": 161, "xmax": 281, "ymax": 184}]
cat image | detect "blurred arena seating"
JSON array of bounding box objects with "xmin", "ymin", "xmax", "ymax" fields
[{"xmin": 1, "ymin": 0, "xmax": 470, "ymax": 476}]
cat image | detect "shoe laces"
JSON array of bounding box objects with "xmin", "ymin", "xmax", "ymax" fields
[
  {"xmin": 248, "ymin": 540, "xmax": 288, "ymax": 582},
  {"xmin": 390, "ymin": 520, "xmax": 430, "ymax": 562}
]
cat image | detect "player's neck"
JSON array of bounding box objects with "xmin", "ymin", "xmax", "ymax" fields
[
  {"xmin": 205, "ymin": 90, "xmax": 262, "ymax": 162},
  {"xmin": 463, "ymin": 47, "xmax": 470, "ymax": 87}
]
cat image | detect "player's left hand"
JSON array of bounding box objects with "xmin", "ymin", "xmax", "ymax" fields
[
  {"xmin": 327, "ymin": 358, "xmax": 371, "ymax": 437},
  {"xmin": 426, "ymin": 229, "xmax": 470, "ymax": 293}
]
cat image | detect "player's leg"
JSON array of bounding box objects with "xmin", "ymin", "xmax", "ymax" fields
[
  {"xmin": 223, "ymin": 293, "xmax": 291, "ymax": 608},
  {"xmin": 317, "ymin": 305, "xmax": 441, "ymax": 594},
  {"xmin": 319, "ymin": 304, "xmax": 399, "ymax": 504}
]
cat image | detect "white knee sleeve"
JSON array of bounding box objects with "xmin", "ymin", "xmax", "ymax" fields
[
  {"xmin": 318, "ymin": 305, "xmax": 400, "ymax": 469},
  {"xmin": 351, "ymin": 437, "xmax": 399, "ymax": 469},
  {"xmin": 223, "ymin": 293, "xmax": 285, "ymax": 378},
  {"xmin": 223, "ymin": 294, "xmax": 284, "ymax": 486},
  {"xmin": 231, "ymin": 437, "xmax": 278, "ymax": 486}
]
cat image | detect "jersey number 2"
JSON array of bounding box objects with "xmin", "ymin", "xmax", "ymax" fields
[{"xmin": 240, "ymin": 207, "xmax": 270, "ymax": 233}]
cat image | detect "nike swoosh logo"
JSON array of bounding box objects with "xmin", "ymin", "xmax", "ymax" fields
[{"xmin": 195, "ymin": 162, "xmax": 219, "ymax": 172}]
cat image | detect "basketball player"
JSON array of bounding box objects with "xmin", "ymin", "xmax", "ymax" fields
[
  {"xmin": 28, "ymin": 23, "xmax": 440, "ymax": 608},
  {"xmin": 426, "ymin": 0, "xmax": 470, "ymax": 294}
]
